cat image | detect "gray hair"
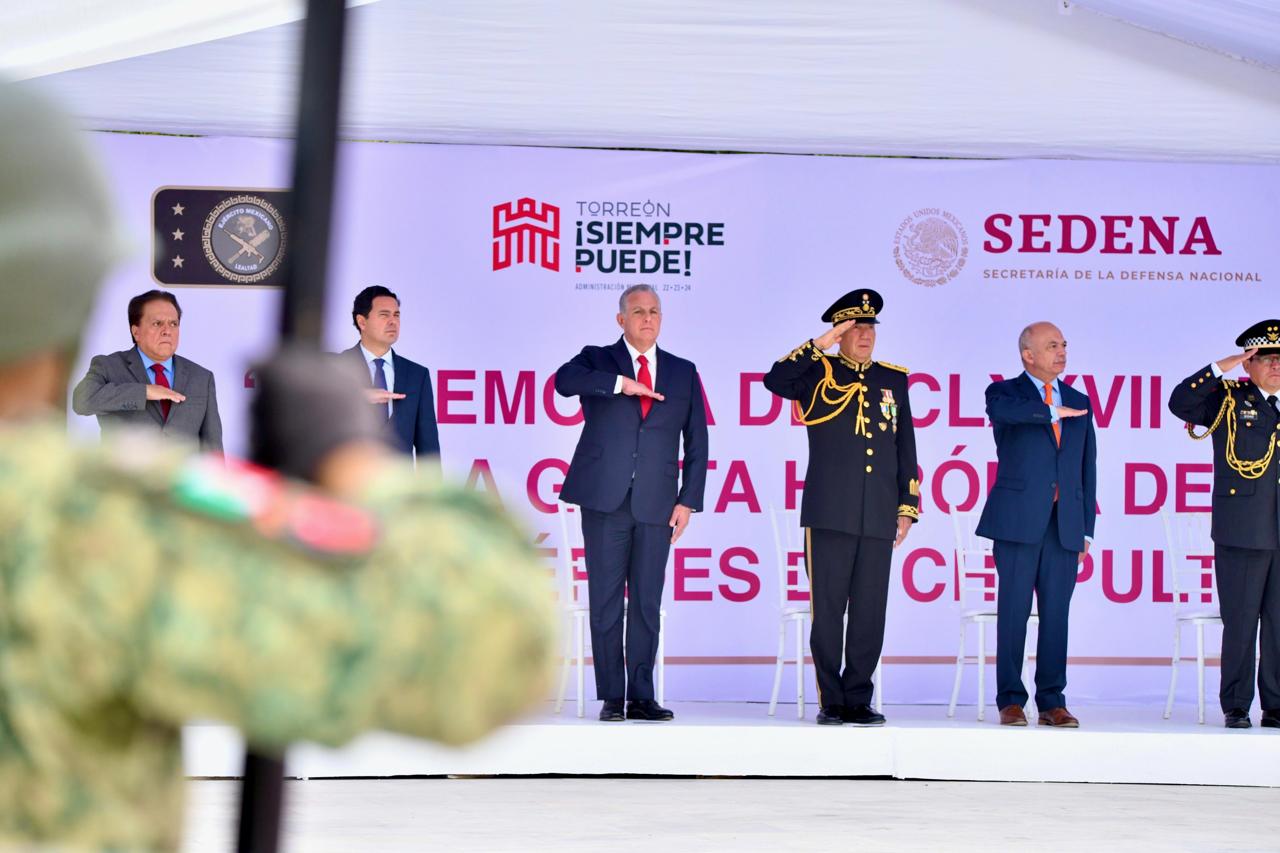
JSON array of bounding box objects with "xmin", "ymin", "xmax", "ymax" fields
[
  {"xmin": 619, "ymin": 283, "xmax": 660, "ymax": 314},
  {"xmin": 1017, "ymin": 324, "xmax": 1034, "ymax": 354}
]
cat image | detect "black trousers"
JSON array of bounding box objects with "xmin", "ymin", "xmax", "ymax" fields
[
  {"xmin": 1214, "ymin": 544, "xmax": 1280, "ymax": 712},
  {"xmin": 580, "ymin": 490, "xmax": 670, "ymax": 701},
  {"xmin": 806, "ymin": 527, "xmax": 893, "ymax": 707}
]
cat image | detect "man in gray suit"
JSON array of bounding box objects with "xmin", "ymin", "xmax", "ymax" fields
[{"xmin": 72, "ymin": 290, "xmax": 222, "ymax": 451}]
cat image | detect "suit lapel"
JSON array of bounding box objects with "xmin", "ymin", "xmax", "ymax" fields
[
  {"xmin": 123, "ymin": 348, "xmax": 151, "ymax": 386},
  {"xmin": 654, "ymin": 347, "xmax": 671, "ymax": 398},
  {"xmin": 170, "ymin": 355, "xmax": 188, "ymax": 395},
  {"xmin": 610, "ymin": 337, "xmax": 635, "ymax": 380},
  {"xmin": 124, "ymin": 349, "xmax": 165, "ymax": 426}
]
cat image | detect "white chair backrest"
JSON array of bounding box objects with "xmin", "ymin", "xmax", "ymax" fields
[
  {"xmin": 556, "ymin": 504, "xmax": 588, "ymax": 607},
  {"xmin": 950, "ymin": 509, "xmax": 997, "ymax": 612},
  {"xmin": 1159, "ymin": 510, "xmax": 1215, "ymax": 613},
  {"xmin": 768, "ymin": 505, "xmax": 808, "ymax": 609}
]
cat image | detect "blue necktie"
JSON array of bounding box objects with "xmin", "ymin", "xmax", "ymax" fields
[{"xmin": 373, "ymin": 357, "xmax": 391, "ymax": 420}]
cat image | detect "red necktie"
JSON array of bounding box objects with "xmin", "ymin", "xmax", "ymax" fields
[
  {"xmin": 151, "ymin": 363, "xmax": 171, "ymax": 422},
  {"xmin": 637, "ymin": 354, "xmax": 653, "ymax": 419}
]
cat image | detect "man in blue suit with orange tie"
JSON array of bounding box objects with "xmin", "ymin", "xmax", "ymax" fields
[
  {"xmin": 977, "ymin": 321, "xmax": 1096, "ymax": 728},
  {"xmin": 555, "ymin": 284, "xmax": 709, "ymax": 722},
  {"xmin": 342, "ymin": 286, "xmax": 440, "ymax": 463}
]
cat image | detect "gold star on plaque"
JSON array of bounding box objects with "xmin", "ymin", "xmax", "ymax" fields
[
  {"xmin": 172, "ymin": 255, "xmax": 184, "ymax": 268},
  {"xmin": 172, "ymin": 228, "xmax": 184, "ymax": 241},
  {"xmin": 171, "ymin": 203, "xmax": 185, "ymax": 215}
]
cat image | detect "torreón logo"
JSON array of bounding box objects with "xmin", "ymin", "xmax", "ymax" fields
[
  {"xmin": 573, "ymin": 200, "xmax": 726, "ymax": 277},
  {"xmin": 492, "ymin": 198, "xmax": 561, "ymax": 271}
]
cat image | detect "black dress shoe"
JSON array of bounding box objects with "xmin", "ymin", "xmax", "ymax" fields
[
  {"xmin": 1224, "ymin": 708, "xmax": 1252, "ymax": 729},
  {"xmin": 598, "ymin": 700, "xmax": 625, "ymax": 722},
  {"xmin": 816, "ymin": 705, "xmax": 844, "ymax": 725},
  {"xmin": 1262, "ymin": 709, "xmax": 1280, "ymax": 729},
  {"xmin": 625, "ymin": 699, "xmax": 674, "ymax": 721},
  {"xmin": 841, "ymin": 704, "xmax": 887, "ymax": 726}
]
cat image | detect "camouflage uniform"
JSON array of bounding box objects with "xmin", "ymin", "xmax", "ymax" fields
[{"xmin": 0, "ymin": 423, "xmax": 556, "ymax": 851}]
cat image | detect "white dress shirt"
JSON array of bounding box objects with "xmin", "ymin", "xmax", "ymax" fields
[{"xmin": 613, "ymin": 339, "xmax": 657, "ymax": 394}]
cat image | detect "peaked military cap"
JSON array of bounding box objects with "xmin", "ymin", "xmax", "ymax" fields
[
  {"xmin": 1236, "ymin": 320, "xmax": 1280, "ymax": 352},
  {"xmin": 822, "ymin": 289, "xmax": 883, "ymax": 325}
]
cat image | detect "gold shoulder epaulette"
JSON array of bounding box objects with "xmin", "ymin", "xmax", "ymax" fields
[{"xmin": 877, "ymin": 361, "xmax": 910, "ymax": 374}]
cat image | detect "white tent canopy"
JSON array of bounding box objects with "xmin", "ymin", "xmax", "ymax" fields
[{"xmin": 7, "ymin": 0, "xmax": 1280, "ymax": 162}]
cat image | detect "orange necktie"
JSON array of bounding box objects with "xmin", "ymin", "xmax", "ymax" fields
[{"xmin": 1044, "ymin": 381, "xmax": 1061, "ymax": 447}]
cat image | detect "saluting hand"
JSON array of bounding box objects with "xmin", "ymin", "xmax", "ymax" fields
[
  {"xmin": 365, "ymin": 388, "xmax": 406, "ymax": 404},
  {"xmin": 1216, "ymin": 348, "xmax": 1258, "ymax": 375},
  {"xmin": 145, "ymin": 384, "xmax": 185, "ymax": 403},
  {"xmin": 620, "ymin": 377, "xmax": 664, "ymax": 401},
  {"xmin": 669, "ymin": 504, "xmax": 692, "ymax": 544},
  {"xmin": 814, "ymin": 319, "xmax": 855, "ymax": 351}
]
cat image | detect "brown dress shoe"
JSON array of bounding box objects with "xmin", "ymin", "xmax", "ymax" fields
[
  {"xmin": 1037, "ymin": 707, "xmax": 1080, "ymax": 728},
  {"xmin": 998, "ymin": 705, "xmax": 1028, "ymax": 726}
]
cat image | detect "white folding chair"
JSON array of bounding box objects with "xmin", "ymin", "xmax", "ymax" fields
[
  {"xmin": 767, "ymin": 506, "xmax": 883, "ymax": 718},
  {"xmin": 1161, "ymin": 510, "xmax": 1222, "ymax": 724},
  {"xmin": 767, "ymin": 507, "xmax": 811, "ymax": 718},
  {"xmin": 947, "ymin": 510, "xmax": 1034, "ymax": 721},
  {"xmin": 553, "ymin": 505, "xmax": 666, "ymax": 718}
]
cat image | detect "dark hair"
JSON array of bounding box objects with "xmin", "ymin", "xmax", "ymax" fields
[
  {"xmin": 352, "ymin": 285, "xmax": 400, "ymax": 330},
  {"xmin": 127, "ymin": 290, "xmax": 182, "ymax": 334}
]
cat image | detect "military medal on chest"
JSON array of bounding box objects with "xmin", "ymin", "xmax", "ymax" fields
[{"xmin": 881, "ymin": 387, "xmax": 898, "ymax": 432}]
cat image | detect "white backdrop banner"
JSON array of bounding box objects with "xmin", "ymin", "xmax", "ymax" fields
[{"xmin": 72, "ymin": 134, "xmax": 1279, "ymax": 705}]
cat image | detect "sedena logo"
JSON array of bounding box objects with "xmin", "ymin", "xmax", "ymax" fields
[{"xmin": 492, "ymin": 198, "xmax": 561, "ymax": 271}]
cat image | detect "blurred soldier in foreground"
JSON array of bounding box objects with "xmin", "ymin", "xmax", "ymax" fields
[{"xmin": 0, "ymin": 84, "xmax": 555, "ymax": 851}]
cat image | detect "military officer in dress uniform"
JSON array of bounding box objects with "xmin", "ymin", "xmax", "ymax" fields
[
  {"xmin": 0, "ymin": 83, "xmax": 556, "ymax": 851},
  {"xmin": 1169, "ymin": 320, "xmax": 1280, "ymax": 730},
  {"xmin": 764, "ymin": 289, "xmax": 919, "ymax": 726}
]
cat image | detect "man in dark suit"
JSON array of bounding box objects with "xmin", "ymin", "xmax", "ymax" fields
[
  {"xmin": 72, "ymin": 290, "xmax": 222, "ymax": 452},
  {"xmin": 977, "ymin": 321, "xmax": 1096, "ymax": 728},
  {"xmin": 1168, "ymin": 320, "xmax": 1280, "ymax": 729},
  {"xmin": 555, "ymin": 283, "xmax": 708, "ymax": 722},
  {"xmin": 764, "ymin": 289, "xmax": 919, "ymax": 726},
  {"xmin": 341, "ymin": 285, "xmax": 440, "ymax": 462}
]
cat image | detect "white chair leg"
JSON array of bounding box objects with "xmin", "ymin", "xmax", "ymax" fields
[
  {"xmin": 976, "ymin": 621, "xmax": 987, "ymax": 722},
  {"xmin": 1195, "ymin": 623, "xmax": 1206, "ymax": 726},
  {"xmin": 769, "ymin": 620, "xmax": 786, "ymax": 717},
  {"xmin": 575, "ymin": 611, "xmax": 586, "ymax": 719},
  {"xmin": 1020, "ymin": 619, "xmax": 1033, "ymax": 706},
  {"xmin": 1164, "ymin": 621, "xmax": 1181, "ymax": 720},
  {"xmin": 874, "ymin": 657, "xmax": 884, "ymax": 714},
  {"xmin": 657, "ymin": 608, "xmax": 666, "ymax": 708},
  {"xmin": 795, "ymin": 615, "xmax": 806, "ymax": 719},
  {"xmin": 554, "ymin": 613, "xmax": 573, "ymax": 714},
  {"xmin": 947, "ymin": 621, "xmax": 965, "ymax": 718}
]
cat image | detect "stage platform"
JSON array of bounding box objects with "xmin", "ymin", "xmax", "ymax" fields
[{"xmin": 183, "ymin": 702, "xmax": 1280, "ymax": 788}]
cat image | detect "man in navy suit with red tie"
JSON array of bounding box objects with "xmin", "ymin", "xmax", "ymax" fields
[
  {"xmin": 977, "ymin": 321, "xmax": 1096, "ymax": 728},
  {"xmin": 342, "ymin": 286, "xmax": 440, "ymax": 463},
  {"xmin": 555, "ymin": 284, "xmax": 708, "ymax": 722}
]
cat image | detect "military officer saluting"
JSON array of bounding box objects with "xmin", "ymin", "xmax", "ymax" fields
[
  {"xmin": 764, "ymin": 289, "xmax": 919, "ymax": 726},
  {"xmin": 1169, "ymin": 320, "xmax": 1280, "ymax": 730}
]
